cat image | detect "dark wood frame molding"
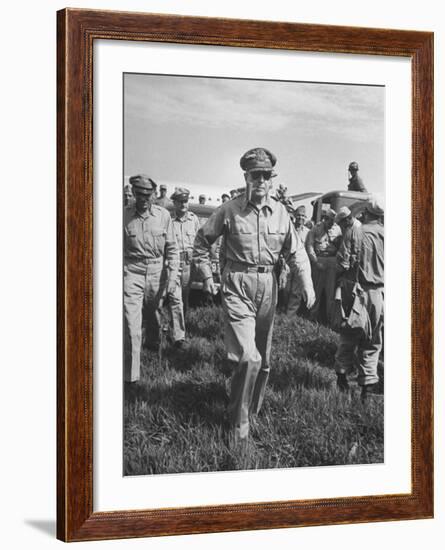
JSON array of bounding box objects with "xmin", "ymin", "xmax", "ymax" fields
[{"xmin": 57, "ymin": 8, "xmax": 434, "ymax": 542}]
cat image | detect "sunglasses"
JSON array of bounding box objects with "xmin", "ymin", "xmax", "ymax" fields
[{"xmin": 249, "ymin": 171, "xmax": 274, "ymax": 181}]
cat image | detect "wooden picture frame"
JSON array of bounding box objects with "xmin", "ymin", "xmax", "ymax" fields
[{"xmin": 57, "ymin": 8, "xmax": 433, "ymax": 542}]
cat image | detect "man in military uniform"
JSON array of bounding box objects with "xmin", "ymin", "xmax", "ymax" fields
[
  {"xmin": 155, "ymin": 183, "xmax": 172, "ymax": 208},
  {"xmin": 199, "ymin": 194, "xmax": 207, "ymax": 205},
  {"xmin": 123, "ymin": 175, "xmax": 179, "ymax": 383},
  {"xmin": 347, "ymin": 161, "xmax": 367, "ymax": 192},
  {"xmin": 168, "ymin": 187, "xmax": 201, "ymax": 349},
  {"xmin": 335, "ymin": 206, "xmax": 362, "ymax": 280},
  {"xmin": 306, "ymin": 208, "xmax": 342, "ymax": 324},
  {"xmin": 286, "ymin": 205, "xmax": 311, "ymax": 316},
  {"xmin": 193, "ymin": 148, "xmax": 315, "ymax": 445},
  {"xmin": 124, "ymin": 183, "xmax": 135, "ymax": 207},
  {"xmin": 335, "ymin": 195, "xmax": 384, "ymax": 401},
  {"xmin": 221, "ymin": 193, "xmax": 230, "ymax": 203}
]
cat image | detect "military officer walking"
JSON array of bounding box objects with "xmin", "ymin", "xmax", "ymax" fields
[
  {"xmin": 169, "ymin": 187, "xmax": 200, "ymax": 349},
  {"xmin": 193, "ymin": 148, "xmax": 315, "ymax": 445},
  {"xmin": 123, "ymin": 175, "xmax": 179, "ymax": 383}
]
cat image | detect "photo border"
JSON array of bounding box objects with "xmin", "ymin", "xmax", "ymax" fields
[{"xmin": 57, "ymin": 8, "xmax": 433, "ymax": 542}]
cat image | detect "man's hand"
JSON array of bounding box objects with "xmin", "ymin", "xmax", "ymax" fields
[
  {"xmin": 303, "ymin": 287, "xmax": 316, "ymax": 309},
  {"xmin": 203, "ymin": 276, "xmax": 217, "ymax": 295},
  {"xmin": 167, "ymin": 277, "xmax": 178, "ymax": 297}
]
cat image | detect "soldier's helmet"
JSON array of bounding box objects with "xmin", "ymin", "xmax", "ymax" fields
[
  {"xmin": 240, "ymin": 147, "xmax": 277, "ymax": 172},
  {"xmin": 348, "ymin": 161, "xmax": 359, "ymax": 171}
]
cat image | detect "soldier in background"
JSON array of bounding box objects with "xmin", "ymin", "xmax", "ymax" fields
[
  {"xmin": 347, "ymin": 161, "xmax": 367, "ymax": 192},
  {"xmin": 286, "ymin": 205, "xmax": 311, "ymax": 317},
  {"xmin": 155, "ymin": 183, "xmax": 172, "ymax": 208},
  {"xmin": 193, "ymin": 147, "xmax": 315, "ymax": 448},
  {"xmin": 335, "ymin": 195, "xmax": 384, "ymax": 401},
  {"xmin": 168, "ymin": 188, "xmax": 200, "ymax": 350},
  {"xmin": 199, "ymin": 194, "xmax": 207, "ymax": 205},
  {"xmin": 306, "ymin": 208, "xmax": 342, "ymax": 325},
  {"xmin": 221, "ymin": 193, "xmax": 230, "ymax": 203},
  {"xmin": 124, "ymin": 183, "xmax": 135, "ymax": 207},
  {"xmin": 335, "ymin": 206, "xmax": 362, "ymax": 280},
  {"xmin": 123, "ymin": 175, "xmax": 179, "ymax": 383}
]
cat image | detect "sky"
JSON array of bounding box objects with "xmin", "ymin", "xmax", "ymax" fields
[{"xmin": 124, "ymin": 73, "xmax": 384, "ymax": 202}]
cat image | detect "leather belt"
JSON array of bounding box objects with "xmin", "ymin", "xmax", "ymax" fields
[{"xmin": 226, "ymin": 260, "xmax": 275, "ymax": 273}]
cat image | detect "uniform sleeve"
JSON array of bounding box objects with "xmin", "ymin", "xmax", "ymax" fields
[
  {"xmin": 305, "ymin": 227, "xmax": 318, "ymax": 264},
  {"xmin": 193, "ymin": 206, "xmax": 227, "ymax": 280},
  {"xmin": 282, "ymin": 218, "xmax": 314, "ymax": 295},
  {"xmin": 164, "ymin": 213, "xmax": 180, "ymax": 281},
  {"xmin": 336, "ymin": 231, "xmax": 350, "ymax": 272}
]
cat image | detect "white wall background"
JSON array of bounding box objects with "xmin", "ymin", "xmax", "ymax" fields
[{"xmin": 0, "ymin": 1, "xmax": 442, "ymax": 549}]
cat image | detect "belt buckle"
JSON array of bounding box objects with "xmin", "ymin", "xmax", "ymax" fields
[{"xmin": 258, "ymin": 266, "xmax": 266, "ymax": 273}]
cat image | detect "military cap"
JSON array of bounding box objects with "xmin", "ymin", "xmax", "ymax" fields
[
  {"xmin": 295, "ymin": 205, "xmax": 306, "ymax": 215},
  {"xmin": 199, "ymin": 194, "xmax": 206, "ymax": 199},
  {"xmin": 366, "ymin": 193, "xmax": 384, "ymax": 216},
  {"xmin": 349, "ymin": 161, "xmax": 359, "ymax": 171},
  {"xmin": 334, "ymin": 206, "xmax": 352, "ymax": 224},
  {"xmin": 160, "ymin": 184, "xmax": 167, "ymax": 190},
  {"xmin": 240, "ymin": 147, "xmax": 277, "ymax": 172},
  {"xmin": 221, "ymin": 193, "xmax": 230, "ymax": 200},
  {"xmin": 321, "ymin": 207, "xmax": 336, "ymax": 220},
  {"xmin": 129, "ymin": 174, "xmax": 156, "ymax": 191},
  {"xmin": 170, "ymin": 187, "xmax": 190, "ymax": 201}
]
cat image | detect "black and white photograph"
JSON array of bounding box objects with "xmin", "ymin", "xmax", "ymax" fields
[{"xmin": 123, "ymin": 72, "xmax": 385, "ymax": 475}]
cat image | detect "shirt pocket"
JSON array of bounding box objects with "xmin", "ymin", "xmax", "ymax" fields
[{"xmin": 266, "ymin": 221, "xmax": 286, "ymax": 251}]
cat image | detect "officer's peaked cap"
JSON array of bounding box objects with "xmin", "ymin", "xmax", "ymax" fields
[
  {"xmin": 129, "ymin": 174, "xmax": 157, "ymax": 191},
  {"xmin": 170, "ymin": 187, "xmax": 190, "ymax": 201},
  {"xmin": 240, "ymin": 147, "xmax": 277, "ymax": 172}
]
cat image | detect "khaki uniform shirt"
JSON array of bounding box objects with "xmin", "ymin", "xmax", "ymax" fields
[
  {"xmin": 358, "ymin": 221, "xmax": 384, "ymax": 287},
  {"xmin": 337, "ymin": 218, "xmax": 362, "ymax": 273},
  {"xmin": 306, "ymin": 222, "xmax": 342, "ymax": 263},
  {"xmin": 124, "ymin": 204, "xmax": 179, "ymax": 277},
  {"xmin": 193, "ymin": 195, "xmax": 312, "ymax": 289},
  {"xmin": 295, "ymin": 225, "xmax": 310, "ymax": 245},
  {"xmin": 172, "ymin": 210, "xmax": 200, "ymax": 262}
]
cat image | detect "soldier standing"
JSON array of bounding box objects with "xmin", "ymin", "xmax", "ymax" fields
[
  {"xmin": 306, "ymin": 209, "xmax": 342, "ymax": 324},
  {"xmin": 335, "ymin": 196, "xmax": 384, "ymax": 401},
  {"xmin": 168, "ymin": 187, "xmax": 200, "ymax": 349},
  {"xmin": 193, "ymin": 148, "xmax": 315, "ymax": 446},
  {"xmin": 155, "ymin": 183, "xmax": 172, "ymax": 208},
  {"xmin": 286, "ymin": 205, "xmax": 310, "ymax": 316},
  {"xmin": 347, "ymin": 161, "xmax": 367, "ymax": 192},
  {"xmin": 123, "ymin": 175, "xmax": 179, "ymax": 383},
  {"xmin": 335, "ymin": 206, "xmax": 362, "ymax": 280}
]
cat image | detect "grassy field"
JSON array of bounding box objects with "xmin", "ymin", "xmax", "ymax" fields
[{"xmin": 123, "ymin": 306, "xmax": 384, "ymax": 475}]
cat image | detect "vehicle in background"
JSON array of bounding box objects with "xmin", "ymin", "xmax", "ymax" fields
[{"xmin": 290, "ymin": 190, "xmax": 373, "ymax": 224}]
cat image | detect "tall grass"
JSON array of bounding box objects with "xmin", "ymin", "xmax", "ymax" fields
[{"xmin": 124, "ymin": 306, "xmax": 383, "ymax": 475}]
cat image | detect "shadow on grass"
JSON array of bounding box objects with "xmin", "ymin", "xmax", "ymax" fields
[
  {"xmin": 269, "ymin": 360, "xmax": 335, "ymax": 393},
  {"xmin": 127, "ymin": 379, "xmax": 229, "ymax": 430}
]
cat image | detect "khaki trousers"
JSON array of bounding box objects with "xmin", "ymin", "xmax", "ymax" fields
[
  {"xmin": 168, "ymin": 262, "xmax": 191, "ymax": 342},
  {"xmin": 310, "ymin": 256, "xmax": 337, "ymax": 324},
  {"xmin": 221, "ymin": 268, "xmax": 277, "ymax": 440},
  {"xmin": 334, "ymin": 287, "xmax": 384, "ymax": 386},
  {"xmin": 123, "ymin": 261, "xmax": 164, "ymax": 382}
]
